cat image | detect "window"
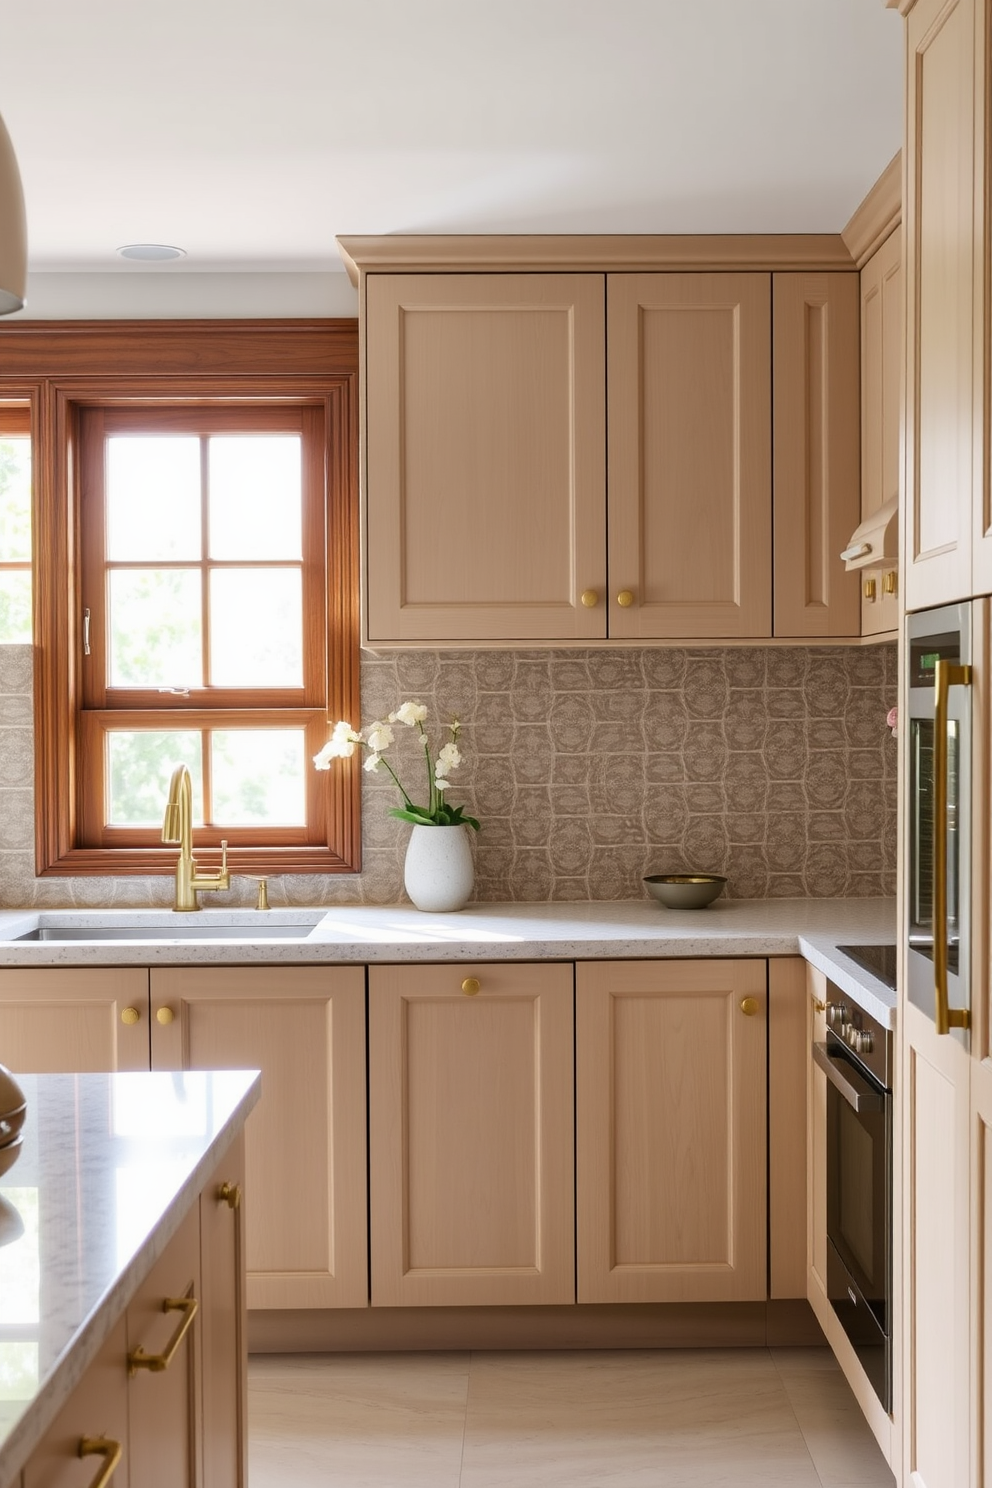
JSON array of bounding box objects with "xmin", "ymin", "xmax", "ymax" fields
[
  {"xmin": 0, "ymin": 407, "xmax": 31, "ymax": 642},
  {"xmin": 0, "ymin": 320, "xmax": 360, "ymax": 876}
]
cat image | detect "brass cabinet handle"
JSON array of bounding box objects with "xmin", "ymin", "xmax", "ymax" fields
[
  {"xmin": 121, "ymin": 1007, "xmax": 140, "ymax": 1026},
  {"xmin": 461, "ymin": 977, "xmax": 481, "ymax": 996},
  {"xmin": 217, "ymin": 1181, "xmax": 241, "ymax": 1210},
  {"xmin": 933, "ymin": 659, "xmax": 972, "ymax": 1034},
  {"xmin": 863, "ymin": 577, "xmax": 877, "ymax": 602},
  {"xmin": 128, "ymin": 1295, "xmax": 198, "ymax": 1376},
  {"xmin": 616, "ymin": 590, "xmax": 635, "ymax": 608},
  {"xmin": 810, "ymin": 994, "xmax": 826, "ymax": 1014},
  {"xmin": 740, "ymin": 997, "xmax": 760, "ymax": 1017},
  {"xmin": 156, "ymin": 1006, "xmax": 175, "ymax": 1025},
  {"xmin": 580, "ymin": 589, "xmax": 599, "ymax": 608},
  {"xmin": 79, "ymin": 1437, "xmax": 123, "ymax": 1488},
  {"xmin": 882, "ymin": 570, "xmax": 897, "ymax": 596}
]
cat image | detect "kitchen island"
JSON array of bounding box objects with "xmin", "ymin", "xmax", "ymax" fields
[{"xmin": 0, "ymin": 1069, "xmax": 260, "ymax": 1488}]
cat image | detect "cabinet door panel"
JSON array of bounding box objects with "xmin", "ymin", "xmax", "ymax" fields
[
  {"xmin": 607, "ymin": 273, "xmax": 771, "ymax": 639},
  {"xmin": 21, "ymin": 1320, "xmax": 130, "ymax": 1488},
  {"xmin": 369, "ymin": 962, "xmax": 574, "ymax": 1306},
  {"xmin": 126, "ymin": 1206, "xmax": 200, "ymax": 1488},
  {"xmin": 366, "ymin": 273, "xmax": 606, "ymax": 642},
  {"xmin": 860, "ymin": 231, "xmax": 901, "ymax": 637},
  {"xmin": 773, "ymin": 272, "xmax": 861, "ymax": 638},
  {"xmin": 199, "ymin": 1132, "xmax": 246, "ymax": 1488},
  {"xmin": 150, "ymin": 967, "xmax": 367, "ymax": 1309},
  {"xmin": 904, "ymin": 0, "xmax": 978, "ymax": 610},
  {"xmin": 0, "ymin": 970, "xmax": 149, "ymax": 1073},
  {"xmin": 576, "ymin": 959, "xmax": 766, "ymax": 1303}
]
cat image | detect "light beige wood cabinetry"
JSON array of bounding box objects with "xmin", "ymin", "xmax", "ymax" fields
[
  {"xmin": 859, "ymin": 230, "xmax": 901, "ymax": 636},
  {"xmin": 806, "ymin": 966, "xmax": 829, "ymax": 1303},
  {"xmin": 365, "ymin": 273, "xmax": 606, "ymax": 644},
  {"xmin": 575, "ymin": 959, "xmax": 766, "ymax": 1303},
  {"xmin": 902, "ymin": 0, "xmax": 983, "ymax": 611},
  {"xmin": 20, "ymin": 1319, "xmax": 131, "ymax": 1488},
  {"xmin": 0, "ymin": 969, "xmax": 150, "ymax": 1072},
  {"xmin": 199, "ymin": 1132, "xmax": 246, "ymax": 1488},
  {"xmin": 367, "ymin": 961, "xmax": 574, "ymax": 1307},
  {"xmin": 357, "ymin": 243, "xmax": 861, "ymax": 646},
  {"xmin": 150, "ymin": 967, "xmax": 368, "ymax": 1311}
]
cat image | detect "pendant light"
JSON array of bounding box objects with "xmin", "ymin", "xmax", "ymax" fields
[{"xmin": 0, "ymin": 109, "xmax": 26, "ymax": 315}]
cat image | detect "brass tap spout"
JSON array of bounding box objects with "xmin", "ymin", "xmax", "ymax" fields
[{"xmin": 161, "ymin": 765, "xmax": 231, "ymax": 912}]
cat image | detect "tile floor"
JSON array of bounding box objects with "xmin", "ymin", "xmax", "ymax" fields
[{"xmin": 248, "ymin": 1346, "xmax": 895, "ymax": 1487}]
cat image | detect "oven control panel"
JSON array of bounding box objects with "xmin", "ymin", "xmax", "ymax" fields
[{"xmin": 824, "ymin": 988, "xmax": 891, "ymax": 1090}]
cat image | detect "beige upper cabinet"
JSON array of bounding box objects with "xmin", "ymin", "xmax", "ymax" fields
[
  {"xmin": 368, "ymin": 961, "xmax": 575, "ymax": 1307},
  {"xmin": 575, "ymin": 959, "xmax": 767, "ymax": 1304},
  {"xmin": 365, "ymin": 273, "xmax": 607, "ymax": 644},
  {"xmin": 150, "ymin": 966, "xmax": 369, "ymax": 1311},
  {"xmin": 607, "ymin": 273, "xmax": 773, "ymax": 639},
  {"xmin": 903, "ymin": 0, "xmax": 982, "ymax": 611},
  {"xmin": 773, "ymin": 273, "xmax": 862, "ymax": 638},
  {"xmin": 859, "ymin": 229, "xmax": 902, "ymax": 636}
]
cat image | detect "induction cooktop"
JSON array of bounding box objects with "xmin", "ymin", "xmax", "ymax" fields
[{"xmin": 835, "ymin": 943, "xmax": 897, "ymax": 991}]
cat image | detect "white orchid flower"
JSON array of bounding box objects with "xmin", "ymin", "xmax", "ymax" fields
[
  {"xmin": 363, "ymin": 753, "xmax": 382, "ymax": 773},
  {"xmin": 389, "ymin": 700, "xmax": 428, "ymax": 727},
  {"xmin": 366, "ymin": 721, "xmax": 394, "ymax": 754},
  {"xmin": 434, "ymin": 774, "xmax": 450, "ymax": 790},
  {"xmin": 313, "ymin": 720, "xmax": 362, "ymax": 767},
  {"xmin": 435, "ymin": 741, "xmax": 462, "ymax": 776}
]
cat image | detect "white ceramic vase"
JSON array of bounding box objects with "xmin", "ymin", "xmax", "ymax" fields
[{"xmin": 403, "ymin": 824, "xmax": 475, "ymax": 912}]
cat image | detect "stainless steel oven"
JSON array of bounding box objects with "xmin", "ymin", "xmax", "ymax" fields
[
  {"xmin": 812, "ymin": 990, "xmax": 893, "ymax": 1410},
  {"xmin": 906, "ymin": 602, "xmax": 972, "ymax": 1036}
]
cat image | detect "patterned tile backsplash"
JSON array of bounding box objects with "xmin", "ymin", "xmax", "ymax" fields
[{"xmin": 0, "ymin": 642, "xmax": 897, "ymax": 908}]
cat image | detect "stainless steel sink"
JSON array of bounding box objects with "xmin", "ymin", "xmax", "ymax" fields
[{"xmin": 15, "ymin": 922, "xmax": 316, "ymax": 942}]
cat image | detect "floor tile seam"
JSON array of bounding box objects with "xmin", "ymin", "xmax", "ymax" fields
[{"xmin": 767, "ymin": 1346, "xmax": 829, "ymax": 1487}]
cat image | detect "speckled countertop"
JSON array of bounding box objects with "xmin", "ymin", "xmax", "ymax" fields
[
  {"xmin": 0, "ymin": 1070, "xmax": 260, "ymax": 1486},
  {"xmin": 0, "ymin": 897, "xmax": 897, "ymax": 1026}
]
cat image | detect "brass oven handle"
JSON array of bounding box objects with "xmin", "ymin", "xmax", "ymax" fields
[
  {"xmin": 128, "ymin": 1294, "xmax": 198, "ymax": 1375},
  {"xmin": 933, "ymin": 659, "xmax": 971, "ymax": 1035},
  {"xmin": 78, "ymin": 1436, "xmax": 123, "ymax": 1488}
]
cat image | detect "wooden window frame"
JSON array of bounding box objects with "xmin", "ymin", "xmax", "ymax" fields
[{"xmin": 0, "ymin": 320, "xmax": 361, "ymax": 877}]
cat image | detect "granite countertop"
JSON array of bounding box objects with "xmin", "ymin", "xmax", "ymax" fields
[
  {"xmin": 0, "ymin": 897, "xmax": 897, "ymax": 1025},
  {"xmin": 0, "ymin": 1069, "xmax": 260, "ymax": 1485}
]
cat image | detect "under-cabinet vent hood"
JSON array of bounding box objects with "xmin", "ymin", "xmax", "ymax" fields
[{"xmin": 839, "ymin": 494, "xmax": 898, "ymax": 571}]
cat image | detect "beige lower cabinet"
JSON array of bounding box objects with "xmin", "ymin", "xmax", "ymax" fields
[
  {"xmin": 20, "ymin": 1318, "xmax": 132, "ymax": 1488},
  {"xmin": 575, "ymin": 959, "xmax": 766, "ymax": 1303},
  {"xmin": 0, "ymin": 969, "xmax": 150, "ymax": 1072},
  {"xmin": 150, "ymin": 967, "xmax": 368, "ymax": 1311},
  {"xmin": 199, "ymin": 1131, "xmax": 247, "ymax": 1488},
  {"xmin": 368, "ymin": 961, "xmax": 574, "ymax": 1306},
  {"xmin": 806, "ymin": 969, "xmax": 829, "ymax": 1305}
]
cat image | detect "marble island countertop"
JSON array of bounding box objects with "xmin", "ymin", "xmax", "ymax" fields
[
  {"xmin": 0, "ymin": 897, "xmax": 897, "ymax": 1024},
  {"xmin": 0, "ymin": 1069, "xmax": 260, "ymax": 1486}
]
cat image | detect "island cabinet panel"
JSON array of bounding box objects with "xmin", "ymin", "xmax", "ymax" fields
[
  {"xmin": 806, "ymin": 967, "xmax": 829, "ymax": 1305},
  {"xmin": 903, "ymin": 0, "xmax": 980, "ymax": 611},
  {"xmin": 0, "ymin": 969, "xmax": 150, "ymax": 1073},
  {"xmin": 21, "ymin": 1320, "xmax": 131, "ymax": 1488},
  {"xmin": 365, "ymin": 272, "xmax": 606, "ymax": 643},
  {"xmin": 125, "ymin": 1205, "xmax": 201, "ymax": 1488},
  {"xmin": 199, "ymin": 1131, "xmax": 246, "ymax": 1488},
  {"xmin": 150, "ymin": 967, "xmax": 368, "ymax": 1310},
  {"xmin": 575, "ymin": 959, "xmax": 767, "ymax": 1303},
  {"xmin": 772, "ymin": 272, "xmax": 861, "ymax": 639},
  {"xmin": 606, "ymin": 273, "xmax": 772, "ymax": 640},
  {"xmin": 368, "ymin": 961, "xmax": 574, "ymax": 1307}
]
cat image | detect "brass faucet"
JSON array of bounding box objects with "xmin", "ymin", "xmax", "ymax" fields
[{"xmin": 161, "ymin": 765, "xmax": 231, "ymax": 912}]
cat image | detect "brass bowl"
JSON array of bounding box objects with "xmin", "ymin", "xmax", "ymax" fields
[{"xmin": 644, "ymin": 874, "xmax": 727, "ymax": 909}]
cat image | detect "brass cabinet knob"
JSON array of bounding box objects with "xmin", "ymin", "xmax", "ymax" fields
[
  {"xmin": 461, "ymin": 977, "xmax": 481, "ymax": 997},
  {"xmin": 156, "ymin": 1006, "xmax": 175, "ymax": 1025},
  {"xmin": 863, "ymin": 577, "xmax": 877, "ymax": 602},
  {"xmin": 740, "ymin": 997, "xmax": 760, "ymax": 1017},
  {"xmin": 580, "ymin": 589, "xmax": 599, "ymax": 608},
  {"xmin": 217, "ymin": 1181, "xmax": 242, "ymax": 1210},
  {"xmin": 121, "ymin": 1006, "xmax": 140, "ymax": 1026},
  {"xmin": 616, "ymin": 590, "xmax": 635, "ymax": 608},
  {"xmin": 882, "ymin": 569, "xmax": 898, "ymax": 596}
]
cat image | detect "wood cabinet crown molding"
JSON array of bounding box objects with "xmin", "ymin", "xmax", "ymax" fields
[
  {"xmin": 336, "ymin": 234, "xmax": 856, "ymax": 285},
  {"xmin": 842, "ymin": 152, "xmax": 902, "ymax": 268}
]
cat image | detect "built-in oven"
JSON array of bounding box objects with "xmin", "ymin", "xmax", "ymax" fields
[
  {"xmin": 906, "ymin": 602, "xmax": 972, "ymax": 1036},
  {"xmin": 812, "ymin": 989, "xmax": 893, "ymax": 1411}
]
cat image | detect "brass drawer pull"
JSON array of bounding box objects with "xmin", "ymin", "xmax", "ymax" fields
[
  {"xmin": 128, "ymin": 1294, "xmax": 198, "ymax": 1375},
  {"xmin": 218, "ymin": 1181, "xmax": 241, "ymax": 1210},
  {"xmin": 461, "ymin": 977, "xmax": 481, "ymax": 996},
  {"xmin": 79, "ymin": 1436, "xmax": 123, "ymax": 1488}
]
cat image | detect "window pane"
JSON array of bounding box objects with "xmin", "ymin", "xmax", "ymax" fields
[
  {"xmin": 107, "ymin": 437, "xmax": 201, "ymax": 561},
  {"xmin": 208, "ymin": 436, "xmax": 302, "ymax": 559},
  {"xmin": 109, "ymin": 570, "xmax": 203, "ymax": 688},
  {"xmin": 0, "ymin": 570, "xmax": 31, "ymax": 643},
  {"xmin": 107, "ymin": 731, "xmax": 202, "ymax": 826},
  {"xmin": 0, "ymin": 436, "xmax": 31, "ymax": 561},
  {"xmin": 209, "ymin": 569, "xmax": 302, "ymax": 687},
  {"xmin": 211, "ymin": 730, "xmax": 305, "ymax": 825}
]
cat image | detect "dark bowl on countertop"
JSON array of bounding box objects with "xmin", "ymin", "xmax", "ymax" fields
[{"xmin": 643, "ymin": 874, "xmax": 727, "ymax": 909}]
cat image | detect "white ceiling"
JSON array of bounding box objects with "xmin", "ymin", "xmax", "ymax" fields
[{"xmin": 0, "ymin": 0, "xmax": 902, "ymax": 280}]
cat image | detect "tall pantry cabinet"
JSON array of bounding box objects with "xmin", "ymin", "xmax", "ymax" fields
[{"xmin": 898, "ymin": 1, "xmax": 992, "ymax": 1486}]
